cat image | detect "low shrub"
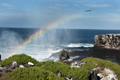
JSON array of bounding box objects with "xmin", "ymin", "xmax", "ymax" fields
[
  {"xmin": 81, "ymin": 57, "xmax": 120, "ymax": 79},
  {"xmin": 0, "ymin": 54, "xmax": 39, "ymax": 66},
  {"xmin": 36, "ymin": 61, "xmax": 89, "ymax": 80},
  {"xmin": 67, "ymin": 67, "xmax": 89, "ymax": 80},
  {"xmin": 3, "ymin": 67, "xmax": 64, "ymax": 80},
  {"xmin": 2, "ymin": 54, "xmax": 119, "ymax": 80},
  {"xmin": 36, "ymin": 61, "xmax": 70, "ymax": 77}
]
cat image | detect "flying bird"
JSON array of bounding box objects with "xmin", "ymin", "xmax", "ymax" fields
[{"xmin": 85, "ymin": 10, "xmax": 93, "ymax": 12}]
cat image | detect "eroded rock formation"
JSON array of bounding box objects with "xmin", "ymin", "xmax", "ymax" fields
[{"xmin": 94, "ymin": 34, "xmax": 120, "ymax": 49}]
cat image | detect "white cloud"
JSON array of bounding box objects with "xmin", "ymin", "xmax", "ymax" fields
[
  {"xmin": 0, "ymin": 3, "xmax": 12, "ymax": 7},
  {"xmin": 85, "ymin": 4, "xmax": 109, "ymax": 8}
]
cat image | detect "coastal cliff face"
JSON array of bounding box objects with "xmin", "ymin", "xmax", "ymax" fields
[{"xmin": 94, "ymin": 34, "xmax": 120, "ymax": 49}]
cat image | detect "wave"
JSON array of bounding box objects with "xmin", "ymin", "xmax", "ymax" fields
[
  {"xmin": 20, "ymin": 46, "xmax": 62, "ymax": 61},
  {"xmin": 0, "ymin": 30, "xmax": 93, "ymax": 61},
  {"xmin": 66, "ymin": 43, "xmax": 94, "ymax": 47}
]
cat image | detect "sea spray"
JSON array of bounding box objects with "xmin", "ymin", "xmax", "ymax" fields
[{"xmin": 0, "ymin": 30, "xmax": 22, "ymax": 59}]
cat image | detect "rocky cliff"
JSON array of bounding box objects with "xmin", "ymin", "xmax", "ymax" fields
[{"xmin": 94, "ymin": 34, "xmax": 120, "ymax": 49}]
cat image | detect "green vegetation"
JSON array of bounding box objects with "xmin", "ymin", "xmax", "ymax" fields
[
  {"xmin": 80, "ymin": 57, "xmax": 120, "ymax": 79},
  {"xmin": 36, "ymin": 61, "xmax": 89, "ymax": 80},
  {"xmin": 0, "ymin": 54, "xmax": 39, "ymax": 66},
  {"xmin": 1, "ymin": 54, "xmax": 120, "ymax": 80},
  {"xmin": 3, "ymin": 67, "xmax": 64, "ymax": 80},
  {"xmin": 36, "ymin": 61, "xmax": 70, "ymax": 77}
]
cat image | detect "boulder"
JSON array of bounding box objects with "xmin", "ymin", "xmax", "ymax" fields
[
  {"xmin": 71, "ymin": 61, "xmax": 79, "ymax": 68},
  {"xmin": 28, "ymin": 62, "xmax": 34, "ymax": 66},
  {"xmin": 89, "ymin": 68, "xmax": 98, "ymax": 80},
  {"xmin": 54, "ymin": 58, "xmax": 61, "ymax": 62},
  {"xmin": 5, "ymin": 65, "xmax": 10, "ymax": 69},
  {"xmin": 68, "ymin": 59, "xmax": 73, "ymax": 62},
  {"xmin": 56, "ymin": 71, "xmax": 62, "ymax": 77},
  {"xmin": 11, "ymin": 61, "xmax": 18, "ymax": 69},
  {"xmin": 59, "ymin": 50, "xmax": 70, "ymax": 60},
  {"xmin": 19, "ymin": 65, "xmax": 25, "ymax": 68},
  {"xmin": 0, "ymin": 67, "xmax": 3, "ymax": 72},
  {"xmin": 70, "ymin": 61, "xmax": 86, "ymax": 68},
  {"xmin": 97, "ymin": 68, "xmax": 118, "ymax": 80},
  {"xmin": 24, "ymin": 64, "xmax": 30, "ymax": 68},
  {"xmin": 5, "ymin": 69, "xmax": 12, "ymax": 73}
]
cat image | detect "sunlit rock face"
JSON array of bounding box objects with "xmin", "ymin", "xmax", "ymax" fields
[{"xmin": 94, "ymin": 34, "xmax": 120, "ymax": 49}]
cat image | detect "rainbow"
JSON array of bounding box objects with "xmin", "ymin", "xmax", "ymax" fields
[{"xmin": 6, "ymin": 15, "xmax": 78, "ymax": 58}]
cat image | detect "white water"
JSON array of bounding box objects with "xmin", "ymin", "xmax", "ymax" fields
[
  {"xmin": 18, "ymin": 44, "xmax": 62, "ymax": 61},
  {"xmin": 67, "ymin": 43, "xmax": 94, "ymax": 47},
  {"xmin": 0, "ymin": 42, "xmax": 93, "ymax": 61},
  {"xmin": 0, "ymin": 30, "xmax": 94, "ymax": 61},
  {"xmin": 17, "ymin": 43, "xmax": 93, "ymax": 61}
]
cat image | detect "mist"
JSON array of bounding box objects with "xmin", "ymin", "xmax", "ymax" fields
[
  {"xmin": 0, "ymin": 28, "xmax": 75, "ymax": 60},
  {"xmin": 0, "ymin": 30, "xmax": 23, "ymax": 59}
]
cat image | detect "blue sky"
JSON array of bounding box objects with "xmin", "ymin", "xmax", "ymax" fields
[{"xmin": 0, "ymin": 0, "xmax": 120, "ymax": 29}]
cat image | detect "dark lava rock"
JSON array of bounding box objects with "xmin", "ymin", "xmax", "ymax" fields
[
  {"xmin": 59, "ymin": 50, "xmax": 70, "ymax": 61},
  {"xmin": 5, "ymin": 69, "xmax": 12, "ymax": 73},
  {"xmin": 89, "ymin": 69, "xmax": 98, "ymax": 80},
  {"xmin": 5, "ymin": 65, "xmax": 10, "ymax": 69},
  {"xmin": 0, "ymin": 67, "xmax": 3, "ymax": 72},
  {"xmin": 56, "ymin": 71, "xmax": 62, "ymax": 77},
  {"xmin": 0, "ymin": 54, "xmax": 1, "ymax": 62},
  {"xmin": 24, "ymin": 64, "xmax": 33, "ymax": 68}
]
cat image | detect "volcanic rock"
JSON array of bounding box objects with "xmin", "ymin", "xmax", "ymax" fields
[
  {"xmin": 70, "ymin": 61, "xmax": 86, "ymax": 68},
  {"xmin": 97, "ymin": 68, "xmax": 118, "ymax": 80},
  {"xmin": 59, "ymin": 50, "xmax": 70, "ymax": 60},
  {"xmin": 0, "ymin": 54, "xmax": 1, "ymax": 62},
  {"xmin": 11, "ymin": 61, "xmax": 18, "ymax": 69},
  {"xmin": 89, "ymin": 68, "xmax": 98, "ymax": 80},
  {"xmin": 94, "ymin": 34, "xmax": 120, "ymax": 49},
  {"xmin": 54, "ymin": 58, "xmax": 61, "ymax": 62},
  {"xmin": 56, "ymin": 71, "xmax": 62, "ymax": 77},
  {"xmin": 0, "ymin": 67, "xmax": 3, "ymax": 72}
]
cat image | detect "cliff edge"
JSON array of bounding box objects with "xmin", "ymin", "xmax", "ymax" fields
[{"xmin": 94, "ymin": 34, "xmax": 120, "ymax": 49}]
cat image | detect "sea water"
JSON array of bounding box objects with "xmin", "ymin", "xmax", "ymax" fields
[{"xmin": 0, "ymin": 28, "xmax": 120, "ymax": 61}]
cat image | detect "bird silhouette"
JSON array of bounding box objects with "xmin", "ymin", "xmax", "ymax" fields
[{"xmin": 85, "ymin": 10, "xmax": 93, "ymax": 12}]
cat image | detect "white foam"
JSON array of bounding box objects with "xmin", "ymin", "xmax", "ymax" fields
[
  {"xmin": 71, "ymin": 56, "xmax": 79, "ymax": 59},
  {"xmin": 18, "ymin": 45, "xmax": 62, "ymax": 61},
  {"xmin": 67, "ymin": 43, "xmax": 94, "ymax": 47}
]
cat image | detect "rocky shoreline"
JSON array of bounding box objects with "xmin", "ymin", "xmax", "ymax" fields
[
  {"xmin": 64, "ymin": 34, "xmax": 120, "ymax": 64},
  {"xmin": 0, "ymin": 50, "xmax": 119, "ymax": 80},
  {"xmin": 50, "ymin": 46, "xmax": 120, "ymax": 64},
  {"xmin": 0, "ymin": 34, "xmax": 120, "ymax": 80}
]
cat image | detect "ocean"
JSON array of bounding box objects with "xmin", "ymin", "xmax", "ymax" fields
[{"xmin": 0, "ymin": 28, "xmax": 120, "ymax": 61}]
